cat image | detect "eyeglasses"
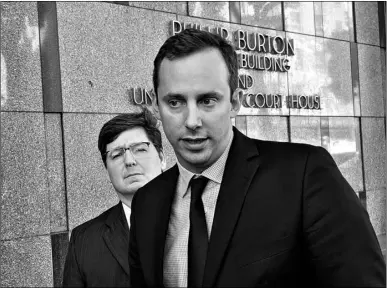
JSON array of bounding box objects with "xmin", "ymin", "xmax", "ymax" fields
[{"xmin": 104, "ymin": 141, "xmax": 152, "ymax": 162}]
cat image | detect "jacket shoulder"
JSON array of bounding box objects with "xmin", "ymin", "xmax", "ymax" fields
[
  {"xmin": 137, "ymin": 165, "xmax": 178, "ymax": 192},
  {"xmin": 71, "ymin": 204, "xmax": 120, "ymax": 238},
  {"xmin": 255, "ymin": 138, "xmax": 326, "ymax": 159}
]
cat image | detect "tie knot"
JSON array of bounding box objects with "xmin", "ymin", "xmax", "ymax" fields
[{"xmin": 189, "ymin": 176, "xmax": 208, "ymax": 200}]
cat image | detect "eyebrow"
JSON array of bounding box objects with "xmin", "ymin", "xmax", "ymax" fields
[
  {"xmin": 162, "ymin": 93, "xmax": 186, "ymax": 99},
  {"xmin": 108, "ymin": 141, "xmax": 149, "ymax": 151},
  {"xmin": 162, "ymin": 91, "xmax": 222, "ymax": 99},
  {"xmin": 197, "ymin": 91, "xmax": 221, "ymax": 98}
]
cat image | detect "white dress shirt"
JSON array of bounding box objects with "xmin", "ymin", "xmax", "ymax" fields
[
  {"xmin": 122, "ymin": 202, "xmax": 131, "ymax": 229},
  {"xmin": 163, "ymin": 131, "xmax": 234, "ymax": 287}
]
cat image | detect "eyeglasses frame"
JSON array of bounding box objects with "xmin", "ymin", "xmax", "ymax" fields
[{"xmin": 103, "ymin": 141, "xmax": 152, "ymax": 162}]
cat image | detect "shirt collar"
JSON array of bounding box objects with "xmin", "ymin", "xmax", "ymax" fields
[
  {"xmin": 122, "ymin": 202, "xmax": 131, "ymax": 229},
  {"xmin": 177, "ymin": 130, "xmax": 234, "ymax": 198}
]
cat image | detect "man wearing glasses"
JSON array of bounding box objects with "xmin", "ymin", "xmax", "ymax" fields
[{"xmin": 63, "ymin": 109, "xmax": 166, "ymax": 287}]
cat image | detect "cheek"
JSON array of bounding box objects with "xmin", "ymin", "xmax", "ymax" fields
[
  {"xmin": 162, "ymin": 120, "xmax": 179, "ymax": 140},
  {"xmin": 161, "ymin": 110, "xmax": 182, "ymax": 126},
  {"xmin": 205, "ymin": 112, "xmax": 229, "ymax": 127},
  {"xmin": 107, "ymin": 166, "xmax": 122, "ymax": 182},
  {"xmin": 143, "ymin": 157, "xmax": 162, "ymax": 176}
]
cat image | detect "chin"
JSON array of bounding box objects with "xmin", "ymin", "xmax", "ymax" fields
[
  {"xmin": 187, "ymin": 150, "xmax": 211, "ymax": 163},
  {"xmin": 181, "ymin": 155, "xmax": 212, "ymax": 171},
  {"xmin": 129, "ymin": 181, "xmax": 146, "ymax": 192}
]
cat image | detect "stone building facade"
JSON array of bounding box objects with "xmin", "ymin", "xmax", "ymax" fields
[{"xmin": 1, "ymin": 2, "xmax": 386, "ymax": 286}]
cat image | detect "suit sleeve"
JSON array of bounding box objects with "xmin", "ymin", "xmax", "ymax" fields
[
  {"xmin": 302, "ymin": 146, "xmax": 386, "ymax": 286},
  {"xmin": 63, "ymin": 228, "xmax": 85, "ymax": 287},
  {"xmin": 129, "ymin": 191, "xmax": 147, "ymax": 287}
]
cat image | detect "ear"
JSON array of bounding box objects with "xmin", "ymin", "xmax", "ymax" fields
[
  {"xmin": 230, "ymin": 88, "xmax": 242, "ymax": 118},
  {"xmin": 159, "ymin": 150, "xmax": 167, "ymax": 172},
  {"xmin": 151, "ymin": 89, "xmax": 161, "ymax": 120}
]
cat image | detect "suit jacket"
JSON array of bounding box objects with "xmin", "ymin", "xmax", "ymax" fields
[
  {"xmin": 63, "ymin": 202, "xmax": 130, "ymax": 287},
  {"xmin": 129, "ymin": 127, "xmax": 386, "ymax": 287}
]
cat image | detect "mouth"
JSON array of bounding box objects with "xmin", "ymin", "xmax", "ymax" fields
[
  {"xmin": 183, "ymin": 137, "xmax": 207, "ymax": 143},
  {"xmin": 181, "ymin": 137, "xmax": 208, "ymax": 149},
  {"xmin": 125, "ymin": 173, "xmax": 142, "ymax": 179}
]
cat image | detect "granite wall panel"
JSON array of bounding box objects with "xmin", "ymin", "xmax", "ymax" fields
[
  {"xmin": 246, "ymin": 116, "xmax": 289, "ymax": 142},
  {"xmin": 128, "ymin": 1, "xmax": 187, "ymax": 15},
  {"xmin": 378, "ymin": 2, "xmax": 386, "ymax": 48},
  {"xmin": 322, "ymin": 2, "xmax": 354, "ymax": 42},
  {"xmin": 366, "ymin": 189, "xmax": 386, "ymax": 236},
  {"xmin": 350, "ymin": 43, "xmax": 361, "ymax": 116},
  {"xmin": 105, "ymin": 2, "xmax": 129, "ymax": 6},
  {"xmin": 240, "ymin": 2, "xmax": 283, "ymax": 30},
  {"xmin": 381, "ymin": 48, "xmax": 386, "ymax": 111},
  {"xmin": 56, "ymin": 2, "xmax": 173, "ymax": 113},
  {"xmin": 235, "ymin": 115, "xmax": 247, "ymax": 135},
  {"xmin": 0, "ymin": 236, "xmax": 53, "ymax": 287},
  {"xmin": 358, "ymin": 44, "xmax": 384, "ymax": 116},
  {"xmin": 321, "ymin": 39, "xmax": 353, "ymax": 116},
  {"xmin": 327, "ymin": 117, "xmax": 363, "ymax": 192},
  {"xmin": 0, "ymin": 1, "xmax": 43, "ymax": 112},
  {"xmin": 1, "ymin": 112, "xmax": 50, "ymax": 240},
  {"xmin": 37, "ymin": 2, "xmax": 63, "ymax": 113},
  {"xmin": 289, "ymin": 116, "xmax": 321, "ymax": 146},
  {"xmin": 284, "ymin": 2, "xmax": 315, "ymax": 35},
  {"xmin": 45, "ymin": 113, "xmax": 67, "ymax": 232},
  {"xmin": 287, "ymin": 33, "xmax": 353, "ymax": 117},
  {"xmin": 188, "ymin": 2, "xmax": 229, "ymax": 22},
  {"xmin": 229, "ymin": 1, "xmax": 241, "ymax": 24},
  {"xmin": 361, "ymin": 117, "xmax": 386, "ymax": 191},
  {"xmin": 313, "ymin": 2, "xmax": 324, "ymax": 37},
  {"xmin": 286, "ymin": 33, "xmax": 322, "ymax": 117},
  {"xmin": 355, "ymin": 2, "xmax": 380, "ymax": 46},
  {"xmin": 320, "ymin": 116, "xmax": 330, "ymax": 150}
]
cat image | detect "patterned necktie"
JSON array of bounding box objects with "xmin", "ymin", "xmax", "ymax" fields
[{"xmin": 188, "ymin": 176, "xmax": 209, "ymax": 287}]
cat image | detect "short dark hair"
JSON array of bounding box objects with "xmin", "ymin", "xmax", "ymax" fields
[
  {"xmin": 98, "ymin": 109, "xmax": 163, "ymax": 167},
  {"xmin": 153, "ymin": 28, "xmax": 238, "ymax": 100}
]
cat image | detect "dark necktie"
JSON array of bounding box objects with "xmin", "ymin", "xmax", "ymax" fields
[{"xmin": 188, "ymin": 176, "xmax": 209, "ymax": 288}]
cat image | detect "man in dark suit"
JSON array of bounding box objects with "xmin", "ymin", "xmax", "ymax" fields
[
  {"xmin": 63, "ymin": 109, "xmax": 166, "ymax": 287},
  {"xmin": 129, "ymin": 29, "xmax": 386, "ymax": 287}
]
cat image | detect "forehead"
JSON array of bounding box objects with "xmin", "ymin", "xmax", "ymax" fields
[
  {"xmin": 106, "ymin": 127, "xmax": 149, "ymax": 150},
  {"xmin": 157, "ymin": 48, "xmax": 229, "ymax": 95}
]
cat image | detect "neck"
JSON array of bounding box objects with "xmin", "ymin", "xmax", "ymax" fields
[{"xmin": 117, "ymin": 193, "xmax": 134, "ymax": 208}]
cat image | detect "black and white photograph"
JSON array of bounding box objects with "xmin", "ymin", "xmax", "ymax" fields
[{"xmin": 1, "ymin": 1, "xmax": 386, "ymax": 287}]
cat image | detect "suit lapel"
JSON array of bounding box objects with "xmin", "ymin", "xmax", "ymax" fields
[
  {"xmin": 203, "ymin": 128, "xmax": 261, "ymax": 287},
  {"xmin": 103, "ymin": 203, "xmax": 130, "ymax": 276},
  {"xmin": 146, "ymin": 165, "xmax": 179, "ymax": 286}
]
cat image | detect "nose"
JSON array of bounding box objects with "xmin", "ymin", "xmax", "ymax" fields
[
  {"xmin": 185, "ymin": 103, "xmax": 202, "ymax": 131},
  {"xmin": 123, "ymin": 149, "xmax": 136, "ymax": 167}
]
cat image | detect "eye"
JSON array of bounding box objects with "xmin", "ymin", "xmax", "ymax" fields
[
  {"xmin": 168, "ymin": 99, "xmax": 183, "ymax": 108},
  {"xmin": 110, "ymin": 149, "xmax": 124, "ymax": 159},
  {"xmin": 135, "ymin": 148, "xmax": 147, "ymax": 153},
  {"xmin": 201, "ymin": 98, "xmax": 216, "ymax": 106},
  {"xmin": 132, "ymin": 143, "xmax": 150, "ymax": 154}
]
